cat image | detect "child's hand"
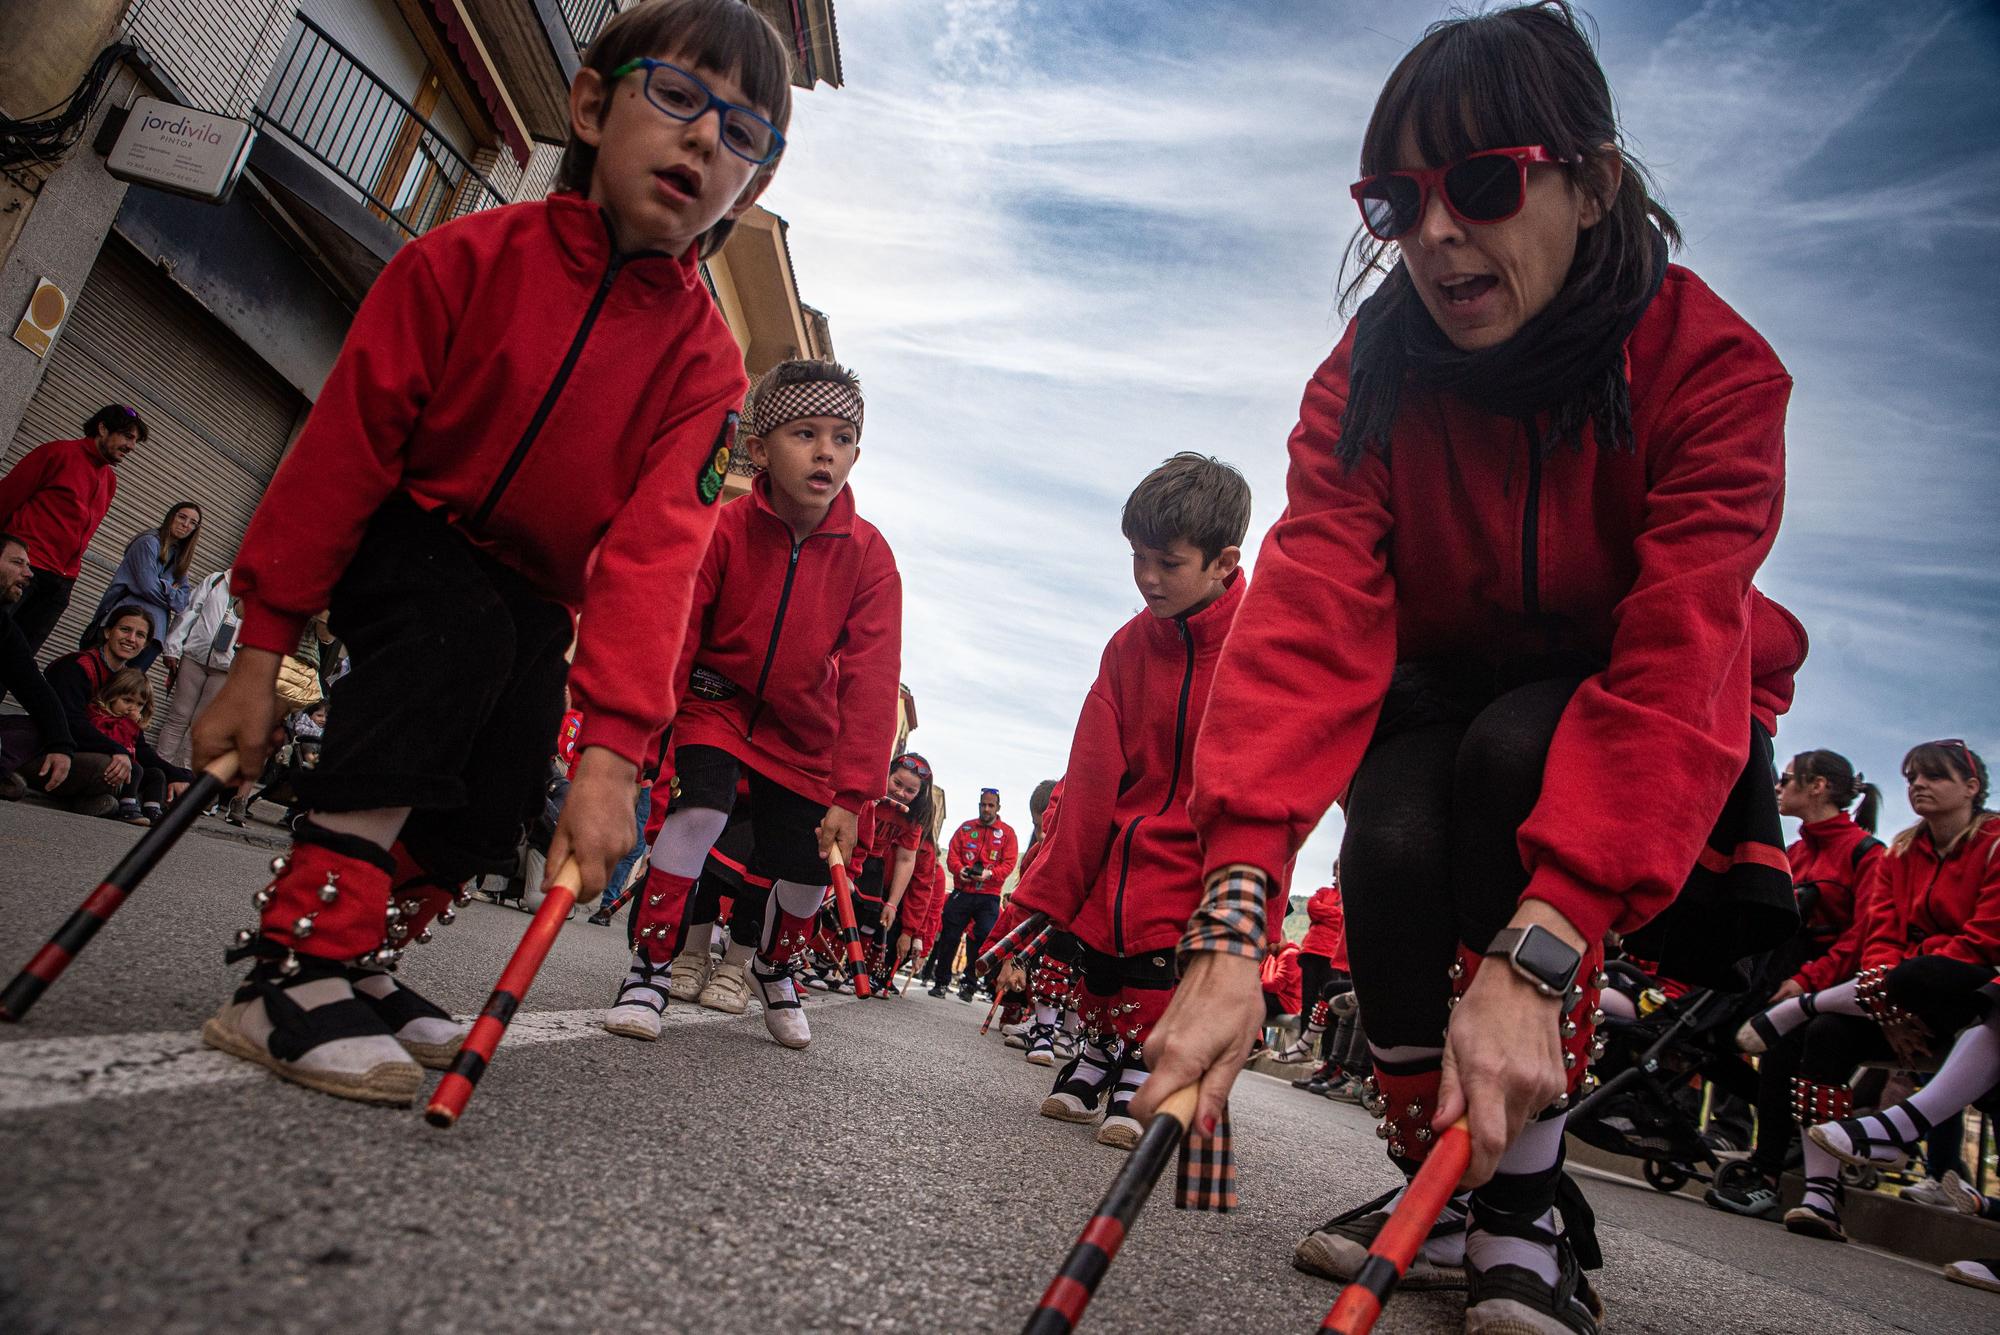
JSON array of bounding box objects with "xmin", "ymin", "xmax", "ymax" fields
[
  {"xmin": 192, "ymin": 649, "xmax": 284, "ymax": 782},
  {"xmin": 817, "ymin": 805, "xmax": 858, "ymax": 863},
  {"xmin": 546, "ymin": 746, "xmax": 638, "ymax": 899}
]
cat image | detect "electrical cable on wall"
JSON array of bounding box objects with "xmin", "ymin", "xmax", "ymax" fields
[{"xmin": 0, "ymin": 41, "xmax": 137, "ymax": 172}]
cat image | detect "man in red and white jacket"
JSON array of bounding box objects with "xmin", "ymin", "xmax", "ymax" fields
[
  {"xmin": 606, "ymin": 358, "xmax": 902, "ymax": 1053},
  {"xmin": 928, "ymin": 788, "xmax": 1019, "ymax": 1001}
]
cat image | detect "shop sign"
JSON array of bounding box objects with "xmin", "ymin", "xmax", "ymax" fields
[{"xmin": 106, "ymin": 97, "xmax": 256, "ymax": 203}]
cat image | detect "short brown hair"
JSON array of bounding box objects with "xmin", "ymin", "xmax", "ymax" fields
[
  {"xmin": 556, "ymin": 0, "xmax": 794, "ymax": 257},
  {"xmin": 1121, "ymin": 452, "xmax": 1252, "ymax": 565}
]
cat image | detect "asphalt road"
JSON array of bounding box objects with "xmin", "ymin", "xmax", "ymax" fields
[{"xmin": 2, "ymin": 800, "xmax": 1992, "ymax": 1334}]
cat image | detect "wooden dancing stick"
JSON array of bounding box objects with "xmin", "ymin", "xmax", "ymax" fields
[
  {"xmin": 1318, "ymin": 1120, "xmax": 1472, "ymax": 1334},
  {"xmin": 2, "ymin": 752, "xmax": 240, "ymax": 1021},
  {"xmin": 1022, "ymin": 1084, "xmax": 1201, "ymax": 1334},
  {"xmin": 824, "ymin": 844, "xmax": 872, "ymax": 998},
  {"xmin": 425, "ymin": 857, "xmax": 583, "ymax": 1128}
]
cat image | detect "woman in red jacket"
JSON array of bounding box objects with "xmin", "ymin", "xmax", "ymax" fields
[
  {"xmin": 1135, "ymin": 8, "xmax": 1805, "ymax": 1330},
  {"xmin": 1737, "ymin": 740, "xmax": 1997, "ymax": 1241},
  {"xmin": 1707, "ymin": 747, "xmax": 1883, "ymax": 1220}
]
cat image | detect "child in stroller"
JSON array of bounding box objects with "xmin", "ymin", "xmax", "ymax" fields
[{"xmin": 1565, "ymin": 955, "xmax": 1765, "ymax": 1193}]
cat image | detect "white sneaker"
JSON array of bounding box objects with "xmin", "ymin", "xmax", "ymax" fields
[
  {"xmin": 350, "ymin": 970, "xmax": 469, "ymax": 1069},
  {"xmin": 697, "ymin": 959, "xmax": 752, "ymax": 1014},
  {"xmin": 750, "ymin": 958, "xmax": 811, "ymax": 1049},
  {"xmin": 1904, "ymin": 1171, "xmax": 1984, "ymax": 1214},
  {"xmin": 604, "ymin": 952, "xmax": 668, "ymax": 1041},
  {"xmin": 667, "ymin": 942, "xmax": 713, "ymax": 1002},
  {"xmin": 201, "ymin": 964, "xmax": 423, "ymax": 1105}
]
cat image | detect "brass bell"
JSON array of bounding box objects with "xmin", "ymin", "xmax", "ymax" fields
[
  {"xmin": 1406, "ymin": 1102, "xmax": 1422, "ymax": 1118},
  {"xmin": 252, "ymin": 886, "xmax": 274, "ymax": 909},
  {"xmin": 1560, "ymin": 1019, "xmax": 1577, "ymax": 1039},
  {"xmin": 1447, "ymin": 959, "xmax": 1464, "ymax": 980},
  {"xmin": 292, "ymin": 916, "xmax": 315, "ymax": 940},
  {"xmin": 1376, "ymin": 1121, "xmax": 1393, "ymax": 1140},
  {"xmin": 1415, "ymin": 1126, "xmax": 1433, "ymax": 1143},
  {"xmin": 317, "ymin": 881, "xmax": 339, "ymax": 904},
  {"xmin": 439, "ymin": 907, "xmax": 457, "ymax": 926},
  {"xmin": 278, "ymin": 951, "xmax": 300, "ymax": 977},
  {"xmin": 1388, "ymin": 1139, "xmax": 1406, "ymax": 1158},
  {"xmin": 269, "ymin": 854, "xmax": 290, "ymax": 876},
  {"xmin": 232, "ymin": 927, "xmax": 256, "ymax": 947}
]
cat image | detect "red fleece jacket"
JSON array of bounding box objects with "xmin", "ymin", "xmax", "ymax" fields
[
  {"xmin": 229, "ymin": 193, "xmax": 747, "ymax": 765},
  {"xmin": 948, "ymin": 817, "xmax": 1019, "ymax": 896},
  {"xmin": 1262, "ymin": 939, "xmax": 1303, "ymax": 1014},
  {"xmin": 670, "ymin": 473, "xmax": 902, "ymax": 812},
  {"xmin": 1012, "ymin": 573, "xmax": 1247, "ymax": 957},
  {"xmin": 1786, "ymin": 812, "xmax": 1886, "ymax": 993},
  {"xmin": 1190, "ymin": 265, "xmax": 1804, "ymax": 949},
  {"xmin": 1301, "ymin": 883, "xmax": 1347, "ymax": 967},
  {"xmin": 0, "ymin": 437, "xmax": 117, "ymax": 578},
  {"xmin": 1856, "ymin": 816, "xmax": 2000, "ymax": 971}
]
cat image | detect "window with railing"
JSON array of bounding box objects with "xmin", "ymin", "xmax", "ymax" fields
[
  {"xmin": 256, "ymin": 14, "xmax": 503, "ymax": 240},
  {"xmin": 558, "ymin": 0, "xmax": 621, "ymax": 52}
]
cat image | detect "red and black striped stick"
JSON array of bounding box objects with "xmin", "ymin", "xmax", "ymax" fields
[
  {"xmin": 1318, "ymin": 1120, "xmax": 1471, "ymax": 1334},
  {"xmin": 425, "ymin": 857, "xmax": 582, "ymax": 1128},
  {"xmin": 825, "ymin": 847, "xmax": 872, "ymax": 999},
  {"xmin": 1, "ymin": 752, "xmax": 239, "ymax": 1022},
  {"xmin": 1023, "ymin": 1084, "xmax": 1200, "ymax": 1334},
  {"xmin": 975, "ymin": 909, "xmax": 1051, "ymax": 974}
]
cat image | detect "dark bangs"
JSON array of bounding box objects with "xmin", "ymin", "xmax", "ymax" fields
[
  {"xmin": 1338, "ymin": 2, "xmax": 1680, "ymax": 313},
  {"xmin": 1903, "ymin": 740, "xmax": 1986, "ymax": 789},
  {"xmin": 556, "ymin": 0, "xmax": 793, "ymax": 252}
]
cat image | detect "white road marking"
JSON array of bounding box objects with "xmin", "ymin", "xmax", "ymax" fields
[{"xmin": 0, "ymin": 995, "xmax": 859, "ymax": 1114}]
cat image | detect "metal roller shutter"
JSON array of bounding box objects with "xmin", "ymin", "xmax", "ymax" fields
[{"xmin": 3, "ymin": 238, "xmax": 305, "ymax": 678}]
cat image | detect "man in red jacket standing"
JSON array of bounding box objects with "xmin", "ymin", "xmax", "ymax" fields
[
  {"xmin": 928, "ymin": 787, "xmax": 1019, "ymax": 1001},
  {"xmin": 0, "ymin": 404, "xmax": 142, "ymax": 670},
  {"xmin": 604, "ymin": 357, "xmax": 902, "ymax": 1051},
  {"xmin": 1010, "ymin": 452, "xmax": 1253, "ymax": 1148}
]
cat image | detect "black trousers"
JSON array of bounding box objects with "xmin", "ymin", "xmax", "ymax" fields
[
  {"xmin": 296, "ymin": 497, "xmax": 573, "ymax": 884},
  {"xmin": 0, "ymin": 567, "xmax": 71, "ymax": 709},
  {"xmin": 1340, "ymin": 665, "xmax": 1588, "ymax": 1050},
  {"xmin": 933, "ymin": 891, "xmax": 1001, "ymax": 985}
]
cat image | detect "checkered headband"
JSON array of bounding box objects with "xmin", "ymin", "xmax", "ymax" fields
[{"xmin": 749, "ymin": 375, "xmax": 864, "ymax": 439}]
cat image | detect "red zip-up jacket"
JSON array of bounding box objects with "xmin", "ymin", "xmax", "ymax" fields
[
  {"xmin": 1191, "ymin": 265, "xmax": 1804, "ymax": 949},
  {"xmin": 948, "ymin": 817, "xmax": 1019, "ymax": 896},
  {"xmin": 1013, "ymin": 573, "xmax": 1247, "ymax": 957},
  {"xmin": 1262, "ymin": 939, "xmax": 1303, "ymax": 1014},
  {"xmin": 230, "ymin": 194, "xmax": 747, "ymax": 765},
  {"xmin": 0, "ymin": 437, "xmax": 118, "ymax": 578},
  {"xmin": 1787, "ymin": 812, "xmax": 1886, "ymax": 994},
  {"xmin": 1856, "ymin": 816, "xmax": 2000, "ymax": 971},
  {"xmin": 897, "ymin": 834, "xmax": 945, "ymax": 931},
  {"xmin": 670, "ymin": 473, "xmax": 902, "ymax": 812},
  {"xmin": 1301, "ymin": 883, "xmax": 1346, "ymax": 965}
]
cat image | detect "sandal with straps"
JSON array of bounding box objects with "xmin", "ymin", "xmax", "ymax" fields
[{"xmin": 1808, "ymin": 1107, "xmax": 1932, "ymax": 1170}]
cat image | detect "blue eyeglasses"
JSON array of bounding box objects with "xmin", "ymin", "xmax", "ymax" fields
[{"xmin": 609, "ymin": 58, "xmax": 785, "ymax": 166}]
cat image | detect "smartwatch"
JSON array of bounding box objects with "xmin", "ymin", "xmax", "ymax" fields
[{"xmin": 1484, "ymin": 925, "xmax": 1582, "ymax": 999}]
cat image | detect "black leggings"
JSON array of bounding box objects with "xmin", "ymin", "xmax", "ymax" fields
[
  {"xmin": 1340, "ymin": 670, "xmax": 1587, "ymax": 1050},
  {"xmin": 1798, "ymin": 954, "xmax": 2000, "ymax": 1087}
]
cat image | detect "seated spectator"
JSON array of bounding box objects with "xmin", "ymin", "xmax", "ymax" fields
[
  {"xmin": 79, "ymin": 502, "xmax": 201, "ymax": 669},
  {"xmin": 34, "ymin": 606, "xmax": 161, "ymax": 815},
  {"xmin": 85, "ymin": 667, "xmax": 189, "ymax": 824},
  {"xmin": 0, "ymin": 532, "xmax": 75, "ymax": 798}
]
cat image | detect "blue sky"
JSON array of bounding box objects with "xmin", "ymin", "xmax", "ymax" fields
[{"xmin": 758, "ymin": 0, "xmax": 2000, "ymax": 889}]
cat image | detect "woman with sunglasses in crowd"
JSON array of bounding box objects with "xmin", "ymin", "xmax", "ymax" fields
[
  {"xmin": 1134, "ymin": 6, "xmax": 1808, "ymax": 1332},
  {"xmin": 1737, "ymin": 740, "xmax": 1999, "ymax": 1242}
]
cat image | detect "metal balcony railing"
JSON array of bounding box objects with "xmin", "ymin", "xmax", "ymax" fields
[
  {"xmin": 256, "ymin": 14, "xmax": 503, "ymax": 241},
  {"xmin": 557, "ymin": 0, "xmax": 620, "ymax": 52}
]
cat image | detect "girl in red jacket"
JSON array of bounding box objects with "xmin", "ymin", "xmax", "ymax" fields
[
  {"xmin": 854, "ymin": 752, "xmax": 934, "ymax": 988},
  {"xmin": 1137, "ymin": 9, "xmax": 1807, "ymax": 1328},
  {"xmin": 1737, "ymin": 741, "xmax": 1997, "ymax": 1241},
  {"xmin": 606, "ymin": 358, "xmax": 903, "ymax": 1052},
  {"xmin": 192, "ymin": 0, "xmax": 793, "ymax": 1106},
  {"xmin": 1707, "ymin": 747, "xmax": 1882, "ymax": 1219},
  {"xmin": 1012, "ymin": 452, "xmax": 1253, "ymax": 1150}
]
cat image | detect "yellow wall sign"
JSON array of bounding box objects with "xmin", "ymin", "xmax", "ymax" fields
[{"xmin": 12, "ymin": 278, "xmax": 68, "ymax": 358}]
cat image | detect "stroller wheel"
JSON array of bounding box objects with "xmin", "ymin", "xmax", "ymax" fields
[
  {"xmin": 1839, "ymin": 1161, "xmax": 1880, "ymax": 1193},
  {"xmin": 1645, "ymin": 1159, "xmax": 1692, "ymax": 1194}
]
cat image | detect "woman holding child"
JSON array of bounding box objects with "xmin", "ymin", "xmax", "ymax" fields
[{"xmin": 1138, "ymin": 5, "xmax": 1806, "ymax": 1331}]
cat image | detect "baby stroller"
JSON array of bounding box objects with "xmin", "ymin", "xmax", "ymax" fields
[{"xmin": 1565, "ymin": 958, "xmax": 1765, "ymax": 1193}]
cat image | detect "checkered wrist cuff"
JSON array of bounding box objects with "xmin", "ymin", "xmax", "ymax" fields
[{"xmin": 1180, "ymin": 868, "xmax": 1268, "ymax": 964}]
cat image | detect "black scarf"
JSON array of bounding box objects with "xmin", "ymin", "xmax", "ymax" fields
[{"xmin": 1336, "ymin": 225, "xmax": 1670, "ymax": 466}]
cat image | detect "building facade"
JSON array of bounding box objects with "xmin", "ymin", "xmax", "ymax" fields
[{"xmin": 0, "ymin": 0, "xmax": 840, "ymax": 657}]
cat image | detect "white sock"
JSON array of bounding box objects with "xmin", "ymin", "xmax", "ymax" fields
[
  {"xmin": 721, "ymin": 937, "xmax": 755, "ymax": 968},
  {"xmin": 677, "ymin": 919, "xmax": 715, "ymax": 957},
  {"xmin": 1910, "ymin": 1016, "xmax": 2000, "ymax": 1123},
  {"xmin": 1799, "ymin": 1136, "xmax": 1841, "ymax": 1215},
  {"xmin": 310, "ymin": 806, "xmax": 409, "ymax": 851},
  {"xmin": 1033, "ymin": 1003, "xmax": 1059, "ymax": 1026},
  {"xmin": 1465, "ymin": 1113, "xmax": 1567, "ymax": 1287},
  {"xmin": 648, "ymin": 806, "xmax": 730, "ymax": 878}
]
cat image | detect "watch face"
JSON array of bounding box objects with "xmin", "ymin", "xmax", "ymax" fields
[{"xmin": 1516, "ymin": 928, "xmax": 1580, "ymax": 988}]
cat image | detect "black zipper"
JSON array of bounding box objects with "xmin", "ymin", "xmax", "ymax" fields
[
  {"xmin": 1521, "ymin": 418, "xmax": 1544, "ymax": 619},
  {"xmin": 1112, "ymin": 618, "xmax": 1196, "ymax": 956},
  {"xmin": 743, "ymin": 528, "xmax": 823, "ymax": 738},
  {"xmin": 469, "ymin": 218, "xmax": 643, "ymax": 530}
]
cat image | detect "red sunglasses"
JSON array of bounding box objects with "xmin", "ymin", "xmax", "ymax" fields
[
  {"xmin": 894, "ymin": 752, "xmax": 932, "ymax": 780},
  {"xmin": 1350, "ymin": 145, "xmax": 1572, "ymax": 242}
]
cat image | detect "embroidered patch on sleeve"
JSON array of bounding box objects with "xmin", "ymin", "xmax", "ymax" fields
[{"xmin": 697, "ymin": 411, "xmax": 739, "ymax": 505}]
